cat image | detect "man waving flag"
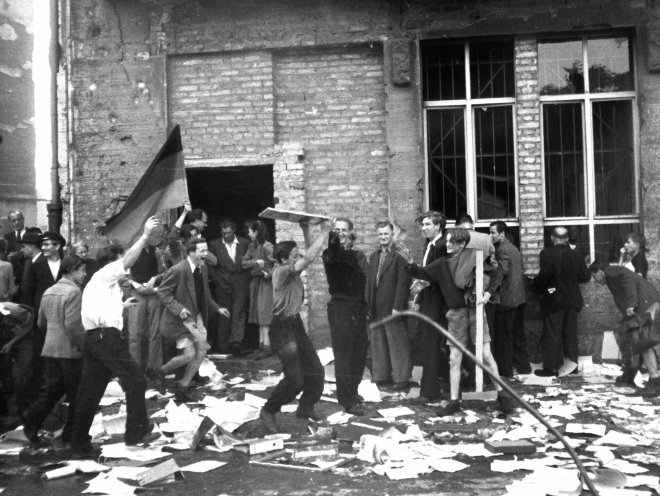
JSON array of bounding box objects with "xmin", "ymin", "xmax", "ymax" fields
[{"xmin": 102, "ymin": 125, "xmax": 188, "ymax": 245}]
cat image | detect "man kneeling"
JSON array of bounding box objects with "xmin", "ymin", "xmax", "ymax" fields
[{"xmin": 157, "ymin": 238, "xmax": 229, "ymax": 402}]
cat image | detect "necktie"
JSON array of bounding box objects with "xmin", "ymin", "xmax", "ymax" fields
[
  {"xmin": 193, "ymin": 267, "xmax": 205, "ymax": 317},
  {"xmin": 376, "ymin": 249, "xmax": 387, "ymax": 287}
]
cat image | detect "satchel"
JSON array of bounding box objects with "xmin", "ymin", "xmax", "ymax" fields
[{"xmin": 624, "ymin": 313, "xmax": 660, "ymax": 355}]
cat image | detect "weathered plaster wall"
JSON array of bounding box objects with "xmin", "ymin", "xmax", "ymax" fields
[{"xmin": 0, "ymin": 0, "xmax": 36, "ymax": 228}]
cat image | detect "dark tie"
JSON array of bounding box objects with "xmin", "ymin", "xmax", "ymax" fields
[
  {"xmin": 193, "ymin": 267, "xmax": 205, "ymax": 317},
  {"xmin": 376, "ymin": 250, "xmax": 387, "ymax": 287}
]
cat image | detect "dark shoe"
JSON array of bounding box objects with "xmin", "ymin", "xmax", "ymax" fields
[
  {"xmin": 259, "ymin": 408, "xmax": 278, "ymax": 433},
  {"xmin": 249, "ymin": 347, "xmax": 273, "ymax": 360},
  {"xmin": 231, "ymin": 343, "xmax": 245, "ymax": 357},
  {"xmin": 190, "ymin": 374, "xmax": 211, "ymax": 387},
  {"xmin": 615, "ymin": 369, "xmax": 637, "ymax": 385},
  {"xmin": 435, "ymin": 399, "xmax": 461, "ymax": 417},
  {"xmin": 375, "ymin": 380, "xmax": 393, "ymax": 389},
  {"xmin": 345, "ymin": 403, "xmax": 365, "ymax": 416},
  {"xmin": 534, "ymin": 368, "xmax": 558, "ymax": 377},
  {"xmin": 497, "ymin": 390, "xmax": 516, "ymax": 414},
  {"xmin": 392, "ymin": 381, "xmax": 411, "ymax": 391},
  {"xmin": 125, "ymin": 421, "xmax": 155, "ymax": 446},
  {"xmin": 513, "ymin": 367, "xmax": 532, "ymax": 375},
  {"xmin": 70, "ymin": 445, "xmax": 101, "ymax": 460},
  {"xmin": 126, "ymin": 431, "xmax": 161, "ymax": 446},
  {"xmin": 296, "ymin": 408, "xmax": 324, "ymax": 422},
  {"xmin": 641, "ymin": 377, "xmax": 660, "ymax": 398},
  {"xmin": 174, "ymin": 384, "xmax": 193, "ymax": 403},
  {"xmin": 148, "ymin": 367, "xmax": 167, "ymax": 395},
  {"xmin": 21, "ymin": 413, "xmax": 38, "ymax": 442}
]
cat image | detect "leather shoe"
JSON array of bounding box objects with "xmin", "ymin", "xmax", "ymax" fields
[
  {"xmin": 296, "ymin": 409, "xmax": 324, "ymax": 421},
  {"xmin": 435, "ymin": 399, "xmax": 461, "ymax": 417},
  {"xmin": 392, "ymin": 381, "xmax": 410, "ymax": 391},
  {"xmin": 534, "ymin": 368, "xmax": 558, "ymax": 377},
  {"xmin": 21, "ymin": 413, "xmax": 38, "ymax": 442},
  {"xmin": 259, "ymin": 408, "xmax": 278, "ymax": 433},
  {"xmin": 148, "ymin": 368, "xmax": 167, "ymax": 395},
  {"xmin": 345, "ymin": 403, "xmax": 364, "ymax": 416},
  {"xmin": 231, "ymin": 343, "xmax": 245, "ymax": 357},
  {"xmin": 174, "ymin": 384, "xmax": 193, "ymax": 403},
  {"xmin": 70, "ymin": 445, "xmax": 101, "ymax": 460}
]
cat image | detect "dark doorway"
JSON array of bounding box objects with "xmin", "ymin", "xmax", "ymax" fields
[
  {"xmin": 186, "ymin": 165, "xmax": 275, "ymax": 242},
  {"xmin": 186, "ymin": 165, "xmax": 274, "ymax": 351}
]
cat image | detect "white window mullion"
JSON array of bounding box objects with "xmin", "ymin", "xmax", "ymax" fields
[
  {"xmin": 583, "ymin": 38, "xmax": 598, "ymax": 262},
  {"xmin": 464, "ymin": 43, "xmax": 476, "ymax": 221}
]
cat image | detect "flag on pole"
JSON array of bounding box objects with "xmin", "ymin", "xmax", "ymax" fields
[{"xmin": 102, "ymin": 125, "xmax": 188, "ymax": 246}]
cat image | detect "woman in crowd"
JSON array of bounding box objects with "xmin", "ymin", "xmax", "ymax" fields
[
  {"xmin": 619, "ymin": 232, "xmax": 648, "ymax": 279},
  {"xmin": 242, "ymin": 220, "xmax": 275, "ymax": 359}
]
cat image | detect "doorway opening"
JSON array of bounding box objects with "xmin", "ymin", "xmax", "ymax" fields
[
  {"xmin": 186, "ymin": 165, "xmax": 275, "ymax": 242},
  {"xmin": 186, "ymin": 165, "xmax": 275, "ymax": 351}
]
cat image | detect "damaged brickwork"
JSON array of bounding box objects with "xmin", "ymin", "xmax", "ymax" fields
[{"xmin": 59, "ymin": 0, "xmax": 660, "ymax": 352}]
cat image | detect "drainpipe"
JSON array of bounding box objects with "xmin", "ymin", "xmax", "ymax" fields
[{"xmin": 47, "ymin": 0, "xmax": 62, "ymax": 233}]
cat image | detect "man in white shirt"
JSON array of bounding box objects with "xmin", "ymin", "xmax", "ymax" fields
[{"xmin": 69, "ymin": 216, "xmax": 160, "ymax": 458}]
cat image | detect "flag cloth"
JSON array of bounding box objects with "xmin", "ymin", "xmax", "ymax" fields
[{"xmin": 102, "ymin": 125, "xmax": 188, "ymax": 245}]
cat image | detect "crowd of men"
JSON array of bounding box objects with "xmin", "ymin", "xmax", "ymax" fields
[{"xmin": 0, "ymin": 205, "xmax": 658, "ymax": 456}]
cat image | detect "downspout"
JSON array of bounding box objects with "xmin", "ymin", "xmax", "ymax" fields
[{"xmin": 47, "ymin": 0, "xmax": 62, "ymax": 233}]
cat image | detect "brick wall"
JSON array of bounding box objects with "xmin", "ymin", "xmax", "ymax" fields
[
  {"xmin": 273, "ymin": 45, "xmax": 388, "ymax": 341},
  {"xmin": 64, "ymin": 0, "xmax": 660, "ymax": 353},
  {"xmin": 168, "ymin": 52, "xmax": 274, "ymax": 162}
]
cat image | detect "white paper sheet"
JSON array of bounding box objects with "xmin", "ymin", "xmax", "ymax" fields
[{"xmin": 180, "ymin": 460, "xmax": 227, "ymax": 473}]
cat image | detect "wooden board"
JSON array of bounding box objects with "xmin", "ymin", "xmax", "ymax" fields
[{"xmin": 258, "ymin": 207, "xmax": 330, "ymax": 225}]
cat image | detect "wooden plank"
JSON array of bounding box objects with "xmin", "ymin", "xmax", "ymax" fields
[
  {"xmin": 136, "ymin": 458, "xmax": 183, "ymax": 486},
  {"xmin": 475, "ymin": 250, "xmax": 484, "ymax": 393},
  {"xmin": 258, "ymin": 207, "xmax": 330, "ymax": 225}
]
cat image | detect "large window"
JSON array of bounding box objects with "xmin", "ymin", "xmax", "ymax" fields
[
  {"xmin": 540, "ymin": 34, "xmax": 638, "ymax": 261},
  {"xmin": 422, "ymin": 34, "xmax": 638, "ymax": 262},
  {"xmin": 422, "ymin": 40, "xmax": 517, "ymax": 223}
]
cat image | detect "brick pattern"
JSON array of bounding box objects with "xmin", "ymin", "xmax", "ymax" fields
[
  {"xmin": 274, "ymin": 46, "xmax": 388, "ymax": 341},
  {"xmin": 168, "ymin": 52, "xmax": 274, "ymax": 162},
  {"xmin": 514, "ymin": 38, "xmax": 544, "ymax": 274}
]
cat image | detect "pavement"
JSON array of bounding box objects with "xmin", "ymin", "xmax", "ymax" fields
[{"xmin": 0, "ymin": 354, "xmax": 659, "ymax": 496}]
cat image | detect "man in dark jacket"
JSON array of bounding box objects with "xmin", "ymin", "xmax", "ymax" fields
[
  {"xmin": 490, "ymin": 221, "xmax": 530, "ymax": 377},
  {"xmin": 533, "ymin": 227, "xmax": 591, "ymax": 376},
  {"xmin": 323, "ymin": 217, "xmax": 368, "ymax": 416},
  {"xmin": 591, "ymin": 259, "xmax": 660, "ymax": 397},
  {"xmin": 398, "ymin": 228, "xmax": 513, "ymax": 416},
  {"xmin": 365, "ymin": 221, "xmax": 412, "ymax": 390}
]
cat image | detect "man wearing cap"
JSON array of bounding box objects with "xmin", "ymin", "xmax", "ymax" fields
[{"xmin": 18, "ymin": 231, "xmax": 65, "ymax": 411}]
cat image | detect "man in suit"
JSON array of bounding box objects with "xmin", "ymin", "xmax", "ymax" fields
[
  {"xmin": 490, "ymin": 221, "xmax": 531, "ymax": 377},
  {"xmin": 157, "ymin": 237, "xmax": 229, "ymax": 402},
  {"xmin": 4, "ymin": 210, "xmax": 27, "ymax": 254},
  {"xmin": 18, "ymin": 231, "xmax": 65, "ymax": 412},
  {"xmin": 591, "ymin": 258, "xmax": 660, "ymax": 397},
  {"xmin": 533, "ymin": 227, "xmax": 591, "ymax": 376},
  {"xmin": 208, "ymin": 219, "xmax": 250, "ymax": 355},
  {"xmin": 365, "ymin": 221, "xmax": 412, "ymax": 390},
  {"xmin": 410, "ymin": 211, "xmax": 449, "ymax": 402}
]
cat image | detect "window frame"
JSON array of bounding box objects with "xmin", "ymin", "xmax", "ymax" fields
[
  {"xmin": 422, "ymin": 40, "xmax": 519, "ymax": 227},
  {"xmin": 539, "ymin": 33, "xmax": 640, "ymax": 262}
]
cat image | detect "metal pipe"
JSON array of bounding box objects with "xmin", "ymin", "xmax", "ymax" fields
[
  {"xmin": 370, "ymin": 310, "xmax": 599, "ymax": 496},
  {"xmin": 47, "ymin": 0, "xmax": 62, "ymax": 233}
]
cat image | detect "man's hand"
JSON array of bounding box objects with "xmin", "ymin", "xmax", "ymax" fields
[
  {"xmin": 123, "ymin": 297, "xmax": 139, "ymax": 309},
  {"xmin": 0, "ymin": 340, "xmax": 14, "ymax": 354},
  {"xmin": 218, "ymin": 308, "xmax": 230, "ymax": 318},
  {"xmin": 321, "ymin": 218, "xmax": 334, "ymax": 233},
  {"xmin": 145, "ymin": 276, "xmax": 158, "ymax": 292},
  {"xmin": 395, "ymin": 244, "xmax": 414, "ymax": 264},
  {"xmin": 179, "ymin": 308, "xmax": 192, "ymax": 320},
  {"xmin": 483, "ymin": 291, "xmax": 492, "ymax": 304},
  {"xmin": 143, "ymin": 216, "xmax": 159, "ymax": 238},
  {"xmin": 626, "ymin": 307, "xmax": 636, "ymax": 317},
  {"xmin": 184, "ymin": 201, "xmax": 192, "ymax": 213}
]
